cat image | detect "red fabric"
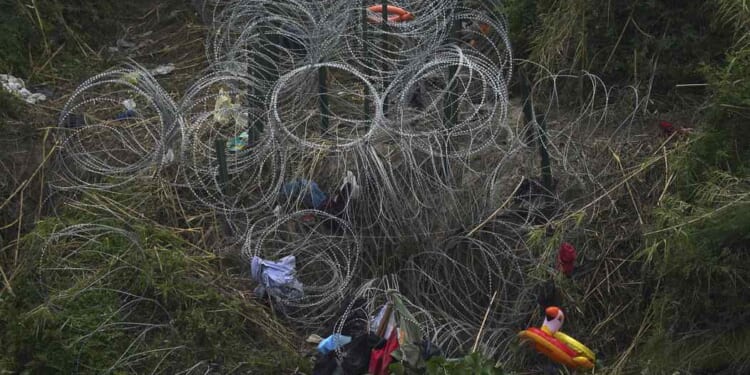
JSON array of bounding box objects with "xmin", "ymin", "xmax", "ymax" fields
[
  {"xmin": 368, "ymin": 329, "xmax": 400, "ymax": 375},
  {"xmin": 557, "ymin": 242, "xmax": 577, "ymax": 277},
  {"xmin": 659, "ymin": 120, "xmax": 675, "ymax": 135},
  {"xmin": 526, "ymin": 327, "xmax": 578, "ymax": 357}
]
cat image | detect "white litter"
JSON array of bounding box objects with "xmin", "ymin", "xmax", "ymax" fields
[
  {"xmin": 162, "ymin": 148, "xmax": 175, "ymax": 164},
  {"xmin": 213, "ymin": 88, "xmax": 245, "ymax": 125},
  {"xmin": 342, "ymin": 171, "xmax": 361, "ymax": 200},
  {"xmin": 122, "ymin": 99, "xmax": 137, "ymax": 111},
  {"xmin": 305, "ymin": 334, "xmax": 323, "ymax": 344},
  {"xmin": 1, "ymin": 74, "xmax": 48, "ymax": 104},
  {"xmin": 150, "ymin": 64, "xmax": 176, "ymax": 76}
]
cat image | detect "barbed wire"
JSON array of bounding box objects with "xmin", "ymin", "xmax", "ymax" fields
[{"xmin": 48, "ymin": 0, "xmax": 650, "ymax": 364}]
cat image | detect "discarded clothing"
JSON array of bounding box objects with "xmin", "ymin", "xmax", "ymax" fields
[
  {"xmin": 391, "ymin": 341, "xmax": 422, "ymax": 368},
  {"xmin": 659, "ymin": 120, "xmax": 693, "ymax": 136},
  {"xmin": 250, "ymin": 255, "xmax": 304, "ymax": 300},
  {"xmin": 115, "ymin": 110, "xmax": 137, "ymax": 120},
  {"xmin": 318, "ymin": 334, "xmax": 352, "ymax": 355},
  {"xmin": 116, "ymin": 99, "xmax": 138, "ymax": 120},
  {"xmin": 312, "ymin": 351, "xmax": 342, "ymax": 375},
  {"xmin": 322, "ymin": 171, "xmax": 359, "ymax": 216},
  {"xmin": 341, "ymin": 333, "xmax": 386, "ymax": 374},
  {"xmin": 368, "ymin": 329, "xmax": 400, "ymax": 375},
  {"xmin": 370, "ymin": 304, "xmax": 397, "ymax": 339},
  {"xmin": 659, "ymin": 120, "xmax": 675, "ymax": 135},
  {"xmin": 313, "ymin": 333, "xmax": 385, "ymax": 375},
  {"xmin": 557, "ymin": 242, "xmax": 577, "ymax": 277},
  {"xmin": 281, "ymin": 179, "xmax": 328, "ymax": 209}
]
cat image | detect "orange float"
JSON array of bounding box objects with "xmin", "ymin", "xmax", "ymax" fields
[
  {"xmin": 469, "ymin": 23, "xmax": 491, "ymax": 48},
  {"xmin": 366, "ymin": 5, "xmax": 414, "ymax": 24},
  {"xmin": 518, "ymin": 306, "xmax": 595, "ymax": 370}
]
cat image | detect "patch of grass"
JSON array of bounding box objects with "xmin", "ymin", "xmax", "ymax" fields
[
  {"xmin": 0, "ymin": 90, "xmax": 24, "ymax": 120},
  {"xmin": 0, "ymin": 0, "xmax": 35, "ymax": 75},
  {"xmin": 0, "ymin": 206, "xmax": 309, "ymax": 373}
]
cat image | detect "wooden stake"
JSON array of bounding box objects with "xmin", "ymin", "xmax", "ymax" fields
[{"xmin": 214, "ymin": 139, "xmax": 229, "ymax": 194}]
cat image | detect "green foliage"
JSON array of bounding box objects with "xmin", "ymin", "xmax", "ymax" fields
[
  {"xmin": 0, "ymin": 210, "xmax": 308, "ymax": 373},
  {"xmin": 0, "ymin": 90, "xmax": 24, "ymax": 119},
  {"xmin": 0, "ymin": 0, "xmax": 35, "ymax": 75},
  {"xmin": 634, "ymin": 40, "xmax": 750, "ymax": 372},
  {"xmin": 390, "ymin": 352, "xmax": 505, "ymax": 375},
  {"xmin": 497, "ymin": 0, "xmax": 537, "ymax": 58},
  {"xmin": 508, "ymin": 0, "xmax": 733, "ymax": 92},
  {"xmin": 0, "ymin": 0, "xmax": 158, "ymax": 76},
  {"xmin": 715, "ymin": 0, "xmax": 750, "ymax": 38}
]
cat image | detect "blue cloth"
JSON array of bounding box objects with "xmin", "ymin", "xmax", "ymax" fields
[
  {"xmin": 281, "ymin": 179, "xmax": 328, "ymax": 209},
  {"xmin": 250, "ymin": 255, "xmax": 304, "ymax": 300},
  {"xmin": 115, "ymin": 109, "xmax": 137, "ymax": 120},
  {"xmin": 318, "ymin": 334, "xmax": 352, "ymax": 355}
]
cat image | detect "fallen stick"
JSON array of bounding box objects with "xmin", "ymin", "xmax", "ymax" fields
[
  {"xmin": 472, "ymin": 290, "xmax": 498, "ymax": 353},
  {"xmin": 467, "ymin": 178, "xmax": 525, "ymax": 237}
]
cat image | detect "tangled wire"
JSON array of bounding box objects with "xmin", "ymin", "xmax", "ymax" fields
[{"xmin": 52, "ymin": 0, "xmax": 647, "ymax": 364}]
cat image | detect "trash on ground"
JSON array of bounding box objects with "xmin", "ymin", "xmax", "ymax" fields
[
  {"xmin": 557, "ymin": 242, "xmax": 577, "ymax": 277},
  {"xmin": 368, "ymin": 329, "xmax": 400, "ymax": 375},
  {"xmin": 342, "ymin": 170, "xmax": 360, "ymax": 200},
  {"xmin": 312, "ymin": 333, "xmax": 385, "ymax": 375},
  {"xmin": 281, "ymin": 179, "xmax": 329, "ymax": 210},
  {"xmin": 518, "ymin": 306, "xmax": 596, "ymax": 370},
  {"xmin": 250, "ymin": 255, "xmax": 304, "ymax": 300},
  {"xmin": 1, "ymin": 74, "xmax": 48, "ymax": 104},
  {"xmin": 370, "ymin": 304, "xmax": 396, "ymax": 339},
  {"xmin": 214, "ymin": 88, "xmax": 243, "ymax": 125},
  {"xmin": 306, "ymin": 334, "xmax": 323, "ymax": 344},
  {"xmin": 115, "ymin": 99, "xmax": 138, "ymax": 120},
  {"xmin": 227, "ymin": 131, "xmax": 249, "ymax": 152},
  {"xmin": 162, "ymin": 148, "xmax": 175, "ymax": 164},
  {"xmin": 317, "ymin": 334, "xmax": 352, "ymax": 355},
  {"xmin": 341, "ymin": 334, "xmax": 386, "ymax": 374},
  {"xmin": 151, "ymin": 63, "xmax": 176, "ymax": 76},
  {"xmin": 659, "ymin": 120, "xmax": 694, "ymax": 136}
]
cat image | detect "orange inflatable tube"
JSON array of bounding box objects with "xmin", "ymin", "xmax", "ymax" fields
[
  {"xmin": 366, "ymin": 5, "xmax": 414, "ymax": 23},
  {"xmin": 470, "ymin": 23, "xmax": 491, "ymax": 47},
  {"xmin": 518, "ymin": 327, "xmax": 594, "ymax": 370}
]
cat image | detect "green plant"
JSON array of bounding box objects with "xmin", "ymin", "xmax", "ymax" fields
[
  {"xmin": 390, "ymin": 352, "xmax": 505, "ymax": 375},
  {"xmin": 0, "ymin": 0, "xmax": 34, "ymax": 74},
  {"xmin": 0, "ymin": 208, "xmax": 308, "ymax": 373}
]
